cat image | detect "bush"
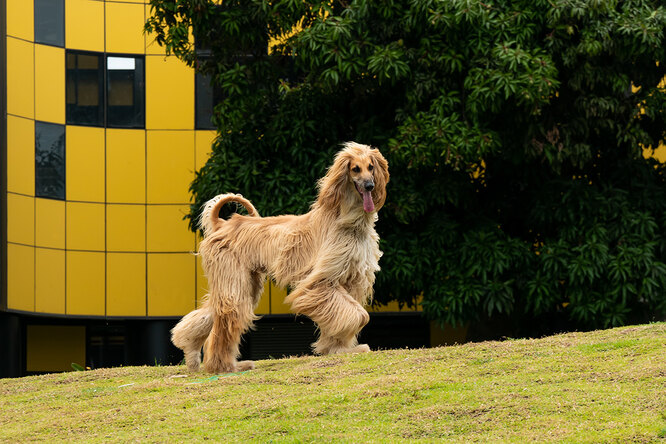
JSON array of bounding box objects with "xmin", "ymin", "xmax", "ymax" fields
[{"xmin": 145, "ymin": 0, "xmax": 666, "ymax": 332}]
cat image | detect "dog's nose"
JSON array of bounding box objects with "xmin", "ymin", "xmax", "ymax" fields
[{"xmin": 364, "ymin": 181, "xmax": 374, "ymax": 192}]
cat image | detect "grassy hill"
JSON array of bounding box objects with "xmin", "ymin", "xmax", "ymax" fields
[{"xmin": 1, "ymin": 323, "xmax": 664, "ymax": 443}]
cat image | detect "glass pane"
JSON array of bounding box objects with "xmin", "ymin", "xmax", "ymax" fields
[
  {"xmin": 66, "ymin": 52, "xmax": 104, "ymax": 126},
  {"xmin": 35, "ymin": 122, "xmax": 66, "ymax": 200},
  {"xmin": 195, "ymin": 72, "xmax": 215, "ymax": 130},
  {"xmin": 34, "ymin": 0, "xmax": 64, "ymax": 47},
  {"xmin": 107, "ymin": 56, "xmax": 145, "ymax": 128}
]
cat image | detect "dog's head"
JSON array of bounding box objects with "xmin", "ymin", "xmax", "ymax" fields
[{"xmin": 317, "ymin": 142, "xmax": 390, "ymax": 214}]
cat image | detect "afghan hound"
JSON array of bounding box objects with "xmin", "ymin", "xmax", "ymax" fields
[{"xmin": 171, "ymin": 142, "xmax": 389, "ymax": 374}]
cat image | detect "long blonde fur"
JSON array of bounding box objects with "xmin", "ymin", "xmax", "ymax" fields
[{"xmin": 171, "ymin": 142, "xmax": 390, "ymax": 373}]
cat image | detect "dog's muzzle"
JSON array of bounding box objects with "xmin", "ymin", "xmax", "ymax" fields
[{"xmin": 356, "ymin": 180, "xmax": 375, "ymax": 213}]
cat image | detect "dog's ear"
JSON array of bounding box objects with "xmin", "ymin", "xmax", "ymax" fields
[
  {"xmin": 317, "ymin": 150, "xmax": 352, "ymax": 210},
  {"xmin": 370, "ymin": 149, "xmax": 389, "ymax": 210}
]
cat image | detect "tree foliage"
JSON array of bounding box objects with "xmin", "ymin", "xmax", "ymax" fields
[{"xmin": 145, "ymin": 0, "xmax": 666, "ymax": 333}]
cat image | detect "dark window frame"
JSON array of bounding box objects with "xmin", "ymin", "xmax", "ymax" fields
[
  {"xmin": 194, "ymin": 70, "xmax": 223, "ymax": 130},
  {"xmin": 106, "ymin": 54, "xmax": 145, "ymax": 129},
  {"xmin": 34, "ymin": 0, "xmax": 65, "ymax": 48},
  {"xmin": 66, "ymin": 50, "xmax": 104, "ymax": 127},
  {"xmin": 35, "ymin": 121, "xmax": 66, "ymax": 200},
  {"xmin": 65, "ymin": 50, "xmax": 146, "ymax": 129}
]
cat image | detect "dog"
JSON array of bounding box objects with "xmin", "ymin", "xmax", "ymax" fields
[{"xmin": 171, "ymin": 142, "xmax": 389, "ymax": 374}]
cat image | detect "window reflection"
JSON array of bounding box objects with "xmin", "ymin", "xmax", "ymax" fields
[
  {"xmin": 34, "ymin": 0, "xmax": 64, "ymax": 47},
  {"xmin": 66, "ymin": 52, "xmax": 104, "ymax": 126},
  {"xmin": 35, "ymin": 122, "xmax": 66, "ymax": 200}
]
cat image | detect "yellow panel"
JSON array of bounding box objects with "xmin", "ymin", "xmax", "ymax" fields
[
  {"xmin": 107, "ymin": 252, "xmax": 146, "ymax": 316},
  {"xmin": 65, "ymin": 0, "xmax": 104, "ymax": 52},
  {"xmin": 146, "ymin": 56, "xmax": 195, "ymax": 129},
  {"xmin": 106, "ymin": 2, "xmax": 145, "ymax": 54},
  {"xmin": 6, "ymin": 37, "xmax": 34, "ymax": 119},
  {"xmin": 35, "ymin": 198, "xmax": 65, "ymax": 249},
  {"xmin": 147, "ymin": 253, "xmax": 195, "ymax": 316},
  {"xmin": 7, "ymin": 115, "xmax": 35, "ymax": 195},
  {"xmin": 270, "ymin": 281, "xmax": 290, "ymax": 314},
  {"xmin": 7, "ymin": 244, "xmax": 35, "ymax": 312},
  {"xmin": 26, "ymin": 326, "xmax": 85, "ymax": 372},
  {"xmin": 35, "ymin": 44, "xmax": 65, "ymax": 124},
  {"xmin": 66, "ymin": 251, "xmax": 105, "ymax": 316},
  {"xmin": 106, "ymin": 204, "xmax": 146, "ymax": 252},
  {"xmin": 35, "ymin": 248, "xmax": 65, "ymax": 314},
  {"xmin": 195, "ymin": 130, "xmax": 216, "ymax": 171},
  {"xmin": 146, "ymin": 131, "xmax": 194, "ymax": 203},
  {"xmin": 145, "ymin": 3, "xmax": 166, "ymax": 55},
  {"xmin": 66, "ymin": 125, "xmax": 105, "ymax": 202},
  {"xmin": 106, "ymin": 129, "xmax": 145, "ymax": 203},
  {"xmin": 195, "ymin": 251, "xmax": 207, "ymax": 307},
  {"xmin": 255, "ymin": 281, "xmax": 271, "ymax": 315},
  {"xmin": 146, "ymin": 205, "xmax": 195, "ymax": 252},
  {"xmin": 66, "ymin": 202, "xmax": 105, "ymax": 251},
  {"xmin": 6, "ymin": 193, "xmax": 34, "ymax": 245},
  {"xmin": 6, "ymin": 0, "xmax": 33, "ymax": 41},
  {"xmin": 646, "ymin": 143, "xmax": 666, "ymax": 163}
]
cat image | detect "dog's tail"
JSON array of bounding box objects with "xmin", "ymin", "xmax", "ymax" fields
[{"xmin": 200, "ymin": 193, "xmax": 260, "ymax": 236}]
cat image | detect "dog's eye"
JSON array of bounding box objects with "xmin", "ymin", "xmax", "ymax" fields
[
  {"xmin": 368, "ymin": 164, "xmax": 374, "ymax": 171},
  {"xmin": 351, "ymin": 166, "xmax": 361, "ymax": 173}
]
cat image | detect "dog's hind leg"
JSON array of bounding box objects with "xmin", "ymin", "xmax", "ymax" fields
[
  {"xmin": 287, "ymin": 284, "xmax": 370, "ymax": 355},
  {"xmin": 203, "ymin": 271, "xmax": 261, "ymax": 374},
  {"xmin": 171, "ymin": 299, "xmax": 214, "ymax": 372}
]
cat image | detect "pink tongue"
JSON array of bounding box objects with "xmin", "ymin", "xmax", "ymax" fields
[{"xmin": 362, "ymin": 191, "xmax": 375, "ymax": 212}]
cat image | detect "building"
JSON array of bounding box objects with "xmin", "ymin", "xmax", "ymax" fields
[{"xmin": 0, "ymin": 0, "xmax": 443, "ymax": 378}]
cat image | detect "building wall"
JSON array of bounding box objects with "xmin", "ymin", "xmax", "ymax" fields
[
  {"xmin": 2, "ymin": 0, "xmax": 312, "ymax": 319},
  {"xmin": 1, "ymin": 0, "xmax": 424, "ymax": 376}
]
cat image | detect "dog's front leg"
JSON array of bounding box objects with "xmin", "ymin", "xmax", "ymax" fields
[{"xmin": 287, "ymin": 283, "xmax": 370, "ymax": 355}]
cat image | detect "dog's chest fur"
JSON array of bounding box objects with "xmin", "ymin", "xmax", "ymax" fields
[{"xmin": 331, "ymin": 219, "xmax": 382, "ymax": 303}]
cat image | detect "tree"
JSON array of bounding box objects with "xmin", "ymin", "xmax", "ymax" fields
[{"xmin": 145, "ymin": 0, "xmax": 666, "ymax": 334}]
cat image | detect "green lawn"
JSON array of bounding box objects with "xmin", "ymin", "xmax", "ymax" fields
[{"xmin": 1, "ymin": 323, "xmax": 664, "ymax": 443}]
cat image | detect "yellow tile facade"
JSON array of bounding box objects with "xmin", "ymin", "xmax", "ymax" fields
[
  {"xmin": 35, "ymin": 44, "xmax": 66, "ymax": 124},
  {"xmin": 66, "ymin": 126, "xmax": 105, "ymax": 202},
  {"xmin": 6, "ymin": 0, "xmax": 34, "ymax": 41},
  {"xmin": 145, "ymin": 56, "xmax": 194, "ymax": 129},
  {"xmin": 6, "ymin": 193, "xmax": 34, "ymax": 245},
  {"xmin": 146, "ymin": 131, "xmax": 194, "ymax": 203},
  {"xmin": 66, "ymin": 202, "xmax": 105, "ymax": 251},
  {"xmin": 105, "ymin": 2, "xmax": 145, "ymax": 54},
  {"xmin": 66, "ymin": 251, "xmax": 105, "ymax": 316},
  {"xmin": 66, "ymin": 0, "xmax": 104, "ymax": 52},
  {"xmin": 147, "ymin": 253, "xmax": 196, "ymax": 316},
  {"xmin": 7, "ymin": 244, "xmax": 35, "ymax": 312},
  {"xmin": 195, "ymin": 130, "xmax": 216, "ymax": 171},
  {"xmin": 106, "ymin": 253, "xmax": 146, "ymax": 316},
  {"xmin": 6, "ymin": 115, "xmax": 35, "ymax": 195},
  {"xmin": 2, "ymin": 0, "xmax": 294, "ymax": 320},
  {"xmin": 6, "ymin": 37, "xmax": 34, "ymax": 119},
  {"xmin": 35, "ymin": 248, "xmax": 66, "ymax": 314},
  {"xmin": 146, "ymin": 205, "xmax": 194, "ymax": 252},
  {"xmin": 106, "ymin": 204, "xmax": 146, "ymax": 252},
  {"xmin": 35, "ymin": 198, "xmax": 65, "ymax": 249},
  {"xmin": 106, "ymin": 129, "xmax": 145, "ymax": 204}
]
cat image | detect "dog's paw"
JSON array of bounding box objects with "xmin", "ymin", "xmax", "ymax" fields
[
  {"xmin": 353, "ymin": 344, "xmax": 371, "ymax": 353},
  {"xmin": 236, "ymin": 360, "xmax": 256, "ymax": 371}
]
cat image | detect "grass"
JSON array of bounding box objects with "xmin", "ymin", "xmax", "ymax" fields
[{"xmin": 1, "ymin": 323, "xmax": 665, "ymax": 443}]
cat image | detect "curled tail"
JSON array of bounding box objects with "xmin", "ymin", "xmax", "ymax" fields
[{"xmin": 200, "ymin": 193, "xmax": 260, "ymax": 236}]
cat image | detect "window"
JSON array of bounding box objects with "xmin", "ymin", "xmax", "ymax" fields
[
  {"xmin": 65, "ymin": 51, "xmax": 145, "ymax": 128},
  {"xmin": 195, "ymin": 72, "xmax": 223, "ymax": 130},
  {"xmin": 34, "ymin": 0, "xmax": 64, "ymax": 47},
  {"xmin": 35, "ymin": 122, "xmax": 66, "ymax": 200},
  {"xmin": 107, "ymin": 56, "xmax": 145, "ymax": 128},
  {"xmin": 66, "ymin": 52, "xmax": 104, "ymax": 126}
]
